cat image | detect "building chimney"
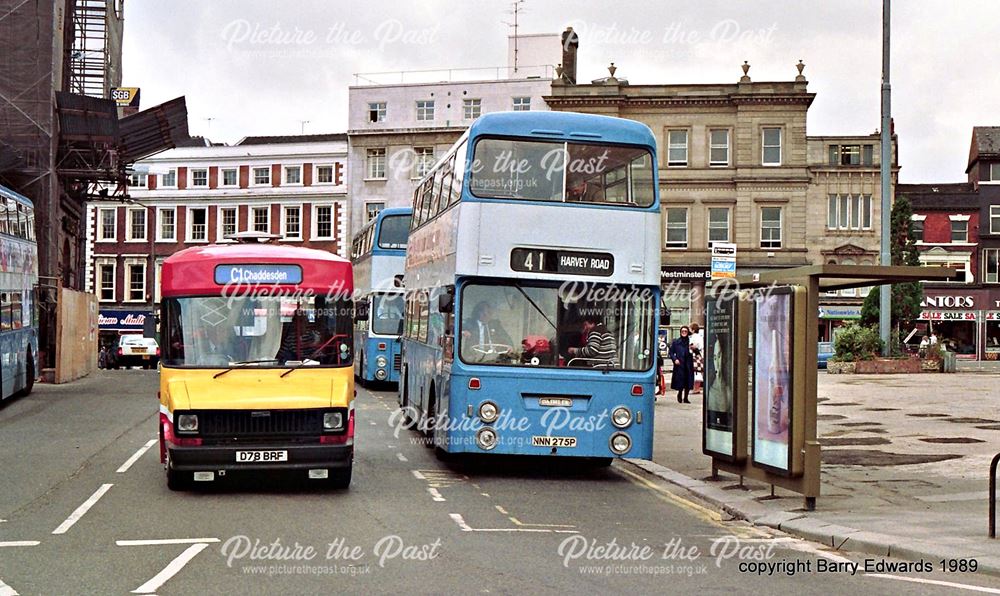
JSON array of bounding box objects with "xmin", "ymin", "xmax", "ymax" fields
[{"xmin": 561, "ymin": 27, "xmax": 579, "ymax": 85}]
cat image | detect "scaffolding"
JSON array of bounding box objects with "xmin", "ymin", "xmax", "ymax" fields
[{"xmin": 68, "ymin": 0, "xmax": 123, "ymax": 99}]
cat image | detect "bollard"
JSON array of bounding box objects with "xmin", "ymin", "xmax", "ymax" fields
[{"xmin": 991, "ymin": 452, "xmax": 1000, "ymax": 539}]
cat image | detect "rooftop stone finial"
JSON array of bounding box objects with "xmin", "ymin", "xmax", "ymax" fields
[
  {"xmin": 608, "ymin": 62, "xmax": 617, "ymax": 77},
  {"xmin": 795, "ymin": 59, "xmax": 806, "ymax": 82},
  {"xmin": 740, "ymin": 61, "xmax": 751, "ymax": 83}
]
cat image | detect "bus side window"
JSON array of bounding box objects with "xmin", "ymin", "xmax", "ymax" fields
[
  {"xmin": 1, "ymin": 292, "xmax": 10, "ymax": 331},
  {"xmin": 10, "ymin": 292, "xmax": 21, "ymax": 329},
  {"xmin": 450, "ymin": 141, "xmax": 467, "ymax": 207}
]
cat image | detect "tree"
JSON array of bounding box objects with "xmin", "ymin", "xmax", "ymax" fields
[{"xmin": 860, "ymin": 194, "xmax": 923, "ymax": 331}]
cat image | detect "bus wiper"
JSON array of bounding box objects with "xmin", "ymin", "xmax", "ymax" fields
[
  {"xmin": 213, "ymin": 358, "xmax": 281, "ymax": 379},
  {"xmin": 280, "ymin": 334, "xmax": 345, "ymax": 378},
  {"xmin": 513, "ymin": 282, "xmax": 556, "ymax": 330}
]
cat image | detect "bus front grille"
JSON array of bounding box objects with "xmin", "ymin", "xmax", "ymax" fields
[
  {"xmin": 393, "ymin": 354, "xmax": 402, "ymax": 371},
  {"xmin": 198, "ymin": 409, "xmax": 325, "ymax": 438}
]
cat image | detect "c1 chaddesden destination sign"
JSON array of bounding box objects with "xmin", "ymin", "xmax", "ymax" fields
[
  {"xmin": 215, "ymin": 264, "xmax": 303, "ymax": 285},
  {"xmin": 510, "ymin": 248, "xmax": 614, "ymax": 277}
]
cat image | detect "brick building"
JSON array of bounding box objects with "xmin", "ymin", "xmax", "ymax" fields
[
  {"xmin": 899, "ymin": 126, "xmax": 1000, "ymax": 360},
  {"xmin": 84, "ymin": 134, "xmax": 348, "ymax": 347}
]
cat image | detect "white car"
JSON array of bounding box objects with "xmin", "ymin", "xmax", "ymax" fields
[{"xmin": 115, "ymin": 335, "xmax": 160, "ymax": 369}]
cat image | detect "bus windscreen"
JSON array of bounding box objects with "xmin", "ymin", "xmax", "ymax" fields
[{"xmin": 469, "ymin": 139, "xmax": 654, "ymax": 207}]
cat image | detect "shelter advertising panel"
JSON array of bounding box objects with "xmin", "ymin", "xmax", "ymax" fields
[
  {"xmin": 752, "ymin": 289, "xmax": 795, "ymax": 474},
  {"xmin": 703, "ymin": 295, "xmax": 737, "ymax": 460}
]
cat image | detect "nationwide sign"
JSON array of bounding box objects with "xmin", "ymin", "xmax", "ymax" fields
[{"xmin": 711, "ymin": 243, "xmax": 737, "ymax": 279}]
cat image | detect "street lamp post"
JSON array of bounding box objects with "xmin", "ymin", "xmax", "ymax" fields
[{"xmin": 879, "ymin": 0, "xmax": 892, "ymax": 356}]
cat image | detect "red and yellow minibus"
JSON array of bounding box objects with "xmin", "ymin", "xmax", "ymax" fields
[{"xmin": 158, "ymin": 237, "xmax": 355, "ymax": 489}]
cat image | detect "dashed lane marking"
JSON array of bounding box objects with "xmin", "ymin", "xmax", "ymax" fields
[
  {"xmin": 52, "ymin": 484, "xmax": 114, "ymax": 535},
  {"xmin": 0, "ymin": 542, "xmax": 39, "ymax": 548},
  {"xmin": 411, "ymin": 471, "xmax": 426, "ymax": 480},
  {"xmin": 117, "ymin": 538, "xmax": 220, "ymax": 546},
  {"xmin": 131, "ymin": 543, "xmax": 212, "ymax": 594},
  {"xmin": 867, "ymin": 574, "xmax": 1000, "ymax": 594},
  {"xmin": 0, "ymin": 577, "xmax": 19, "ymax": 596},
  {"xmin": 493, "ymin": 505, "xmax": 574, "ymax": 528},
  {"xmin": 396, "ymin": 453, "xmax": 408, "ymax": 462},
  {"xmin": 428, "ymin": 488, "xmax": 446, "ymax": 502},
  {"xmin": 447, "ymin": 513, "xmax": 578, "ymax": 534},
  {"xmin": 117, "ymin": 439, "xmax": 158, "ymax": 474}
]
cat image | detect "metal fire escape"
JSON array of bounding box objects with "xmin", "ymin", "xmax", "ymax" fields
[{"xmin": 68, "ymin": 0, "xmax": 116, "ymax": 99}]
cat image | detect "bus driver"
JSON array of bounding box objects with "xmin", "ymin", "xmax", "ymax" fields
[{"xmin": 461, "ymin": 301, "xmax": 513, "ymax": 362}]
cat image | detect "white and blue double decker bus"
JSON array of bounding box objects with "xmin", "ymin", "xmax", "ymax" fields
[
  {"xmin": 399, "ymin": 111, "xmax": 660, "ymax": 461},
  {"xmin": 0, "ymin": 185, "xmax": 38, "ymax": 400},
  {"xmin": 351, "ymin": 207, "xmax": 411, "ymax": 384}
]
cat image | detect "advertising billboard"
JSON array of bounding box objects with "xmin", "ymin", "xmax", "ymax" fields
[
  {"xmin": 703, "ymin": 295, "xmax": 737, "ymax": 460},
  {"xmin": 752, "ymin": 290, "xmax": 794, "ymax": 474}
]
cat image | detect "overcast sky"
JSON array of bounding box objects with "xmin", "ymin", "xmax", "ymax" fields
[{"xmin": 122, "ymin": 0, "xmax": 1000, "ymax": 183}]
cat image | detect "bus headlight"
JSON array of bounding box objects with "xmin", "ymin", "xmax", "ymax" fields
[
  {"xmin": 611, "ymin": 407, "xmax": 632, "ymax": 429},
  {"xmin": 476, "ymin": 427, "xmax": 498, "ymax": 451},
  {"xmin": 609, "ymin": 432, "xmax": 632, "ymax": 455},
  {"xmin": 323, "ymin": 412, "xmax": 344, "ymax": 431},
  {"xmin": 374, "ymin": 368, "xmax": 388, "ymax": 381},
  {"xmin": 478, "ymin": 401, "xmax": 499, "ymax": 424},
  {"xmin": 375, "ymin": 355, "xmax": 388, "ymax": 368},
  {"xmin": 176, "ymin": 414, "xmax": 198, "ymax": 434}
]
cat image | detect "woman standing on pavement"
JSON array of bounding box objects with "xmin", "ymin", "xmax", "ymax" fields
[{"xmin": 669, "ymin": 326, "xmax": 695, "ymax": 403}]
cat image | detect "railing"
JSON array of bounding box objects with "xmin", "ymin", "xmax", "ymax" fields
[{"xmin": 991, "ymin": 451, "xmax": 1000, "ymax": 538}]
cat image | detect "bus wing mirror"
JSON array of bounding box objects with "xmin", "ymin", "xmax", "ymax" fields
[
  {"xmin": 438, "ymin": 292, "xmax": 454, "ymax": 314},
  {"xmin": 142, "ymin": 315, "xmax": 156, "ymax": 339}
]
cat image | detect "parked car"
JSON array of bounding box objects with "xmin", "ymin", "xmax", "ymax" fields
[
  {"xmin": 818, "ymin": 341, "xmax": 834, "ymax": 369},
  {"xmin": 115, "ymin": 335, "xmax": 160, "ymax": 369}
]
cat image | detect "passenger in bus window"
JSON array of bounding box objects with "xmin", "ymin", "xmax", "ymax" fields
[
  {"xmin": 461, "ymin": 301, "xmax": 512, "ymax": 362},
  {"xmin": 567, "ymin": 314, "xmax": 618, "ymax": 367},
  {"xmin": 566, "ymin": 177, "xmax": 603, "ymax": 202}
]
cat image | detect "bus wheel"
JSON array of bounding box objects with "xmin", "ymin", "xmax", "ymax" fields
[
  {"xmin": 423, "ymin": 390, "xmax": 436, "ymax": 445},
  {"xmin": 400, "ymin": 373, "xmax": 414, "ymax": 426},
  {"xmin": 18, "ymin": 349, "xmax": 34, "ymax": 397},
  {"xmin": 327, "ymin": 465, "xmax": 352, "ymax": 489}
]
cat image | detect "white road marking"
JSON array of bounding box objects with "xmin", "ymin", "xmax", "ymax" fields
[
  {"xmin": 0, "ymin": 542, "xmax": 39, "ymax": 547},
  {"xmin": 117, "ymin": 439, "xmax": 158, "ymax": 473},
  {"xmin": 448, "ymin": 513, "xmax": 578, "ymax": 534},
  {"xmin": 117, "ymin": 538, "xmax": 220, "ymax": 546},
  {"xmin": 427, "ymin": 488, "xmax": 446, "ymax": 502},
  {"xmin": 131, "ymin": 542, "xmax": 211, "ymax": 594},
  {"xmin": 369, "ymin": 421, "xmax": 377, "ymax": 426},
  {"xmin": 495, "ymin": 505, "xmax": 509, "ymax": 515},
  {"xmin": 411, "ymin": 470, "xmax": 426, "ymax": 480},
  {"xmin": 396, "ymin": 453, "xmax": 408, "ymax": 462},
  {"xmin": 52, "ymin": 483, "xmax": 114, "ymax": 535},
  {"xmin": 0, "ymin": 577, "xmax": 18, "ymax": 596},
  {"xmin": 869, "ymin": 574, "xmax": 1000, "ymax": 594}
]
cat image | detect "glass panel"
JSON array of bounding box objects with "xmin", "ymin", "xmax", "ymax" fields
[
  {"xmin": 162, "ymin": 296, "xmax": 352, "ymax": 367},
  {"xmin": 838, "ymin": 196, "xmax": 849, "ymax": 229},
  {"xmin": 377, "ymin": 215, "xmax": 411, "ymax": 249},
  {"xmin": 470, "ymin": 139, "xmax": 654, "ymax": 207},
  {"xmin": 371, "ymin": 293, "xmax": 405, "ymax": 335},
  {"xmin": 827, "ymin": 196, "xmax": 838, "ymax": 229},
  {"xmin": 985, "ymin": 250, "xmax": 998, "ymax": 284},
  {"xmin": 665, "ymin": 208, "xmax": 687, "ymax": 247},
  {"xmin": 862, "ymin": 195, "xmax": 872, "ymax": 229},
  {"xmin": 459, "ymin": 282, "xmax": 655, "ymax": 371},
  {"xmin": 708, "ymin": 208, "xmax": 729, "ymax": 242},
  {"xmin": 850, "ymin": 195, "xmax": 861, "ymax": 229}
]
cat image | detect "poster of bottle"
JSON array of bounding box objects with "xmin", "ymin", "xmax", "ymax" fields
[
  {"xmin": 752, "ymin": 291, "xmax": 793, "ymax": 473},
  {"xmin": 703, "ymin": 295, "xmax": 736, "ymax": 459}
]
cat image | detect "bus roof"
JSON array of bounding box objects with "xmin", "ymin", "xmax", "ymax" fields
[
  {"xmin": 467, "ymin": 111, "xmax": 656, "ymax": 149},
  {"xmin": 162, "ymin": 243, "xmax": 351, "ymax": 297},
  {"xmin": 0, "ymin": 184, "xmax": 34, "ymax": 208}
]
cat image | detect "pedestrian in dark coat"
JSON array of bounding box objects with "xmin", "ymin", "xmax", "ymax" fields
[{"xmin": 669, "ymin": 326, "xmax": 695, "ymax": 403}]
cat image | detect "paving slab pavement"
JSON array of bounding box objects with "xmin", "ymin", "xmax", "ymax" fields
[{"xmin": 626, "ymin": 372, "xmax": 1000, "ymax": 576}]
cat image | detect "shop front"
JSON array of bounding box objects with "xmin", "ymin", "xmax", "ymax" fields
[
  {"xmin": 98, "ymin": 309, "xmax": 152, "ymax": 350},
  {"xmin": 818, "ymin": 304, "xmax": 862, "ymax": 342},
  {"xmin": 985, "ymin": 290, "xmax": 1000, "ymax": 361},
  {"xmin": 660, "ymin": 267, "xmax": 709, "ymax": 343},
  {"xmin": 918, "ymin": 289, "xmax": 989, "ymax": 360}
]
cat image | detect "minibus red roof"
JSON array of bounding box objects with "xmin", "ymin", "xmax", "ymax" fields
[{"xmin": 161, "ymin": 244, "xmax": 352, "ymax": 297}]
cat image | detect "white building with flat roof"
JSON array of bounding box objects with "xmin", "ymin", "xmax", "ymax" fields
[{"xmin": 345, "ymin": 34, "xmax": 559, "ymax": 236}]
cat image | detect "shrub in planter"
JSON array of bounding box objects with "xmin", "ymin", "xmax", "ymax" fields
[{"xmin": 832, "ymin": 324, "xmax": 883, "ymax": 362}]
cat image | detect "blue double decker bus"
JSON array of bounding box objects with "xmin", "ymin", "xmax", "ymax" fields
[
  {"xmin": 0, "ymin": 185, "xmax": 38, "ymax": 400},
  {"xmin": 351, "ymin": 207, "xmax": 411, "ymax": 384},
  {"xmin": 399, "ymin": 112, "xmax": 660, "ymax": 462}
]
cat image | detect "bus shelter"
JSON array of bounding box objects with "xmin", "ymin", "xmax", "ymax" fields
[{"xmin": 703, "ymin": 264, "xmax": 960, "ymax": 510}]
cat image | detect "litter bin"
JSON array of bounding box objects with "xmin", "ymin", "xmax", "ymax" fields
[{"xmin": 942, "ymin": 351, "xmax": 957, "ymax": 373}]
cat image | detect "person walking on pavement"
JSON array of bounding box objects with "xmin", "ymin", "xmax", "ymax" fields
[
  {"xmin": 669, "ymin": 326, "xmax": 695, "ymax": 403},
  {"xmin": 690, "ymin": 322, "xmax": 704, "ymax": 394}
]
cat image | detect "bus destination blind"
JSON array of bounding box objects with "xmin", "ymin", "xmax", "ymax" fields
[
  {"xmin": 510, "ymin": 248, "xmax": 614, "ymax": 277},
  {"xmin": 214, "ymin": 264, "xmax": 303, "ymax": 285}
]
